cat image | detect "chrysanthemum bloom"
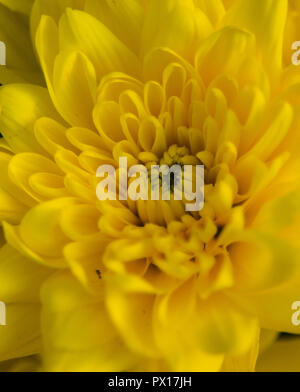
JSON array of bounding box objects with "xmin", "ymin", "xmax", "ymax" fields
[{"xmin": 0, "ymin": 0, "xmax": 300, "ymax": 372}]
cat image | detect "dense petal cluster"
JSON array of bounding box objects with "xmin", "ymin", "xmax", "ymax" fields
[{"xmin": 0, "ymin": 0, "xmax": 300, "ymax": 371}]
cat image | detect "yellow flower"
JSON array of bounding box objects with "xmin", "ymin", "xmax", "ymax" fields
[{"xmin": 0, "ymin": 0, "xmax": 300, "ymax": 372}]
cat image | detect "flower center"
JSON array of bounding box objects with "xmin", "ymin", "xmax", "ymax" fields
[{"xmin": 93, "ymin": 55, "xmax": 277, "ymax": 232}]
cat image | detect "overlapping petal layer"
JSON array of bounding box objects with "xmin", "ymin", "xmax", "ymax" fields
[{"xmin": 0, "ymin": 0, "xmax": 300, "ymax": 372}]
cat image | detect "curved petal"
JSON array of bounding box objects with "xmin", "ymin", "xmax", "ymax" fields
[
  {"xmin": 152, "ymin": 281, "xmax": 258, "ymax": 370},
  {"xmin": 84, "ymin": 0, "xmax": 144, "ymax": 54},
  {"xmin": 106, "ymin": 289, "xmax": 159, "ymax": 359},
  {"xmin": 0, "ymin": 84, "xmax": 61, "ymax": 153},
  {"xmin": 222, "ymin": 0, "xmax": 288, "ymax": 80},
  {"xmin": 141, "ymin": 0, "xmax": 213, "ymax": 62},
  {"xmin": 194, "ymin": 0, "xmax": 226, "ymax": 26},
  {"xmin": 58, "ymin": 9, "xmax": 141, "ymax": 80},
  {"xmin": 195, "ymin": 26, "xmax": 256, "ymax": 86},
  {"xmin": 221, "ymin": 327, "xmax": 260, "ymax": 372},
  {"xmin": 0, "ymin": 244, "xmax": 51, "ymax": 303},
  {"xmin": 31, "ymin": 0, "xmax": 85, "ymax": 38},
  {"xmin": 228, "ymin": 186, "xmax": 300, "ymax": 333},
  {"xmin": 40, "ymin": 272, "xmax": 141, "ymax": 371},
  {"xmin": 0, "ymin": 303, "xmax": 41, "ymax": 362},
  {"xmin": 52, "ymin": 50, "xmax": 97, "ymax": 128}
]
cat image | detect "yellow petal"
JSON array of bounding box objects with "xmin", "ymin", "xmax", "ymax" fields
[
  {"xmin": 84, "ymin": 0, "xmax": 144, "ymax": 54},
  {"xmin": 0, "ymin": 4, "xmax": 41, "ymax": 84},
  {"xmin": 41, "ymin": 272, "xmax": 140, "ymax": 371},
  {"xmin": 155, "ymin": 282, "xmax": 259, "ymax": 357},
  {"xmin": 8, "ymin": 152, "xmax": 63, "ymax": 201},
  {"xmin": 141, "ymin": 0, "xmax": 212, "ymax": 62},
  {"xmin": 222, "ymin": 0, "xmax": 288, "ymax": 80},
  {"xmin": 0, "ymin": 303, "xmax": 41, "ymax": 362},
  {"xmin": 58, "ymin": 9, "xmax": 141, "ymax": 80},
  {"xmin": 0, "ymin": 244, "xmax": 51, "ymax": 303},
  {"xmin": 18, "ymin": 198, "xmax": 78, "ymax": 259},
  {"xmin": 0, "ymin": 184, "xmax": 27, "ymax": 223},
  {"xmin": 195, "ymin": 27, "xmax": 256, "ymax": 86},
  {"xmin": 194, "ymin": 0, "xmax": 226, "ymax": 26},
  {"xmin": 221, "ymin": 327, "xmax": 260, "ymax": 372},
  {"xmin": 143, "ymin": 47, "xmax": 197, "ymax": 84},
  {"xmin": 0, "ymin": 0, "xmax": 33, "ymax": 14},
  {"xmin": 232, "ymin": 271, "xmax": 300, "ymax": 334},
  {"xmin": 153, "ymin": 281, "xmax": 225, "ymax": 371},
  {"xmin": 0, "ymin": 151, "xmax": 35, "ymax": 210},
  {"xmin": 230, "ymin": 232, "xmax": 300, "ymax": 293},
  {"xmin": 246, "ymin": 101, "xmax": 293, "ymax": 161},
  {"xmin": 106, "ymin": 289, "xmax": 158, "ymax": 358},
  {"xmin": 34, "ymin": 117, "xmax": 74, "ymax": 157},
  {"xmin": 64, "ymin": 235, "xmax": 109, "ymax": 294},
  {"xmin": 31, "ymin": 0, "xmax": 85, "ymax": 37},
  {"xmin": 0, "ymin": 84, "xmax": 60, "ymax": 153},
  {"xmin": 60, "ymin": 204, "xmax": 100, "ymax": 241},
  {"xmin": 3, "ymin": 221, "xmax": 65, "ymax": 268},
  {"xmin": 259, "ymin": 329, "xmax": 279, "ymax": 354},
  {"xmin": 52, "ymin": 50, "xmax": 97, "ymax": 128},
  {"xmin": 35, "ymin": 15, "xmax": 59, "ymax": 104},
  {"xmin": 256, "ymin": 337, "xmax": 300, "ymax": 372},
  {"xmin": 231, "ymin": 190, "xmax": 300, "ymax": 332}
]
